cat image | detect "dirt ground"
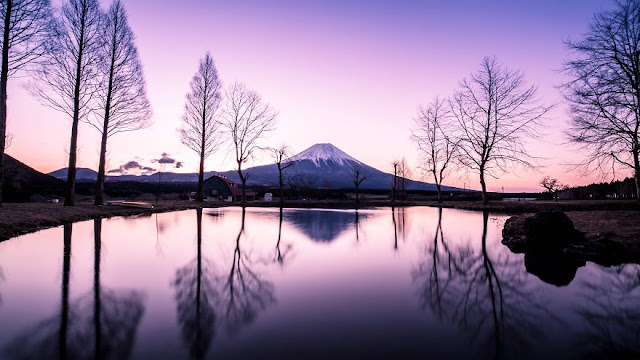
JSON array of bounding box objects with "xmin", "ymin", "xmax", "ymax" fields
[{"xmin": 0, "ymin": 201, "xmax": 200, "ymax": 241}]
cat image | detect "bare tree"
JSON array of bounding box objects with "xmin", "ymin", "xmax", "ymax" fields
[
  {"xmin": 397, "ymin": 157, "xmax": 411, "ymax": 200},
  {"xmin": 539, "ymin": 176, "xmax": 564, "ymax": 201},
  {"xmin": 0, "ymin": 0, "xmax": 53, "ymax": 205},
  {"xmin": 179, "ymin": 52, "xmax": 222, "ymax": 202},
  {"xmin": 91, "ymin": 0, "xmax": 151, "ymax": 205},
  {"xmin": 350, "ymin": 162, "xmax": 367, "ymax": 204},
  {"xmin": 391, "ymin": 160, "xmax": 399, "ymax": 202},
  {"xmin": 286, "ymin": 172, "xmax": 316, "ymax": 200},
  {"xmin": 270, "ymin": 144, "xmax": 294, "ymax": 204},
  {"xmin": 451, "ymin": 57, "xmax": 552, "ymax": 204},
  {"xmin": 563, "ymin": 0, "xmax": 640, "ymax": 200},
  {"xmin": 412, "ymin": 96, "xmax": 457, "ymax": 202},
  {"xmin": 32, "ymin": 0, "xmax": 104, "ymax": 206},
  {"xmin": 223, "ymin": 82, "xmax": 277, "ymax": 204}
]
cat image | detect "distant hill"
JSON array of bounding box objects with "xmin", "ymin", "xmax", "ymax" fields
[
  {"xmin": 2, "ymin": 154, "xmax": 65, "ymax": 202},
  {"xmin": 48, "ymin": 167, "xmax": 98, "ymax": 182},
  {"xmin": 48, "ymin": 143, "xmax": 464, "ymax": 191}
]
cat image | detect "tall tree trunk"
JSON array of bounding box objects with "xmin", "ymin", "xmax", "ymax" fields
[
  {"xmin": 278, "ymin": 164, "xmax": 284, "ymax": 204},
  {"xmin": 355, "ymin": 184, "xmax": 359, "ymax": 205},
  {"xmin": 95, "ymin": 129, "xmax": 108, "ymax": 205},
  {"xmin": 392, "ymin": 166, "xmax": 397, "ymax": 202},
  {"xmin": 66, "ymin": 117, "xmax": 79, "ymax": 206},
  {"xmin": 634, "ymin": 149, "xmax": 640, "ymax": 201},
  {"xmin": 0, "ymin": 0, "xmax": 11, "ymax": 206},
  {"xmin": 196, "ymin": 151, "xmax": 204, "ymax": 202},
  {"xmin": 480, "ymin": 167, "xmax": 488, "ymax": 204},
  {"xmin": 95, "ymin": 26, "xmax": 117, "ymax": 206},
  {"xmin": 66, "ymin": 12, "xmax": 87, "ymax": 207},
  {"xmin": 433, "ymin": 171, "xmax": 442, "ymax": 202},
  {"xmin": 237, "ymin": 164, "xmax": 246, "ymax": 205}
]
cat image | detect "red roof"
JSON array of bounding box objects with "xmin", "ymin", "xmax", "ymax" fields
[{"xmin": 212, "ymin": 175, "xmax": 256, "ymax": 197}]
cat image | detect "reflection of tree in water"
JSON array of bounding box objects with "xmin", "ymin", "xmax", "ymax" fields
[
  {"xmin": 391, "ymin": 207, "xmax": 407, "ymax": 250},
  {"xmin": 274, "ymin": 207, "xmax": 293, "ymax": 266},
  {"xmin": 412, "ymin": 211, "xmax": 553, "ymax": 359},
  {"xmin": 222, "ymin": 208, "xmax": 275, "ymax": 334},
  {"xmin": 4, "ymin": 222, "xmax": 145, "ymax": 360},
  {"xmin": 172, "ymin": 209, "xmax": 218, "ymax": 360},
  {"xmin": 575, "ymin": 264, "xmax": 640, "ymax": 358},
  {"xmin": 172, "ymin": 208, "xmax": 276, "ymax": 356}
]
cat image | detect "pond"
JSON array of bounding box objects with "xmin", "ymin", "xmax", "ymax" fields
[{"xmin": 0, "ymin": 207, "xmax": 638, "ymax": 359}]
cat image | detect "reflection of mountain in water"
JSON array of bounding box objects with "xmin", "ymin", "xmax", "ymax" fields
[{"xmin": 283, "ymin": 209, "xmax": 370, "ymax": 242}]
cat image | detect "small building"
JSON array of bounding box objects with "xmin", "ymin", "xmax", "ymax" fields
[
  {"xmin": 263, "ymin": 193, "xmax": 273, "ymax": 202},
  {"xmin": 202, "ymin": 175, "xmax": 256, "ymax": 202}
]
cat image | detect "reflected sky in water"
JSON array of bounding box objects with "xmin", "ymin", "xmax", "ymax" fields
[{"xmin": 0, "ymin": 207, "xmax": 638, "ymax": 359}]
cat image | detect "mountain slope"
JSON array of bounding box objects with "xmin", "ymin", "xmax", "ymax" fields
[
  {"xmin": 3, "ymin": 154, "xmax": 65, "ymax": 202},
  {"xmin": 220, "ymin": 143, "xmax": 460, "ymax": 191},
  {"xmin": 48, "ymin": 167, "xmax": 98, "ymax": 181}
]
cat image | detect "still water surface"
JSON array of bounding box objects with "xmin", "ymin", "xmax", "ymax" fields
[{"xmin": 0, "ymin": 207, "xmax": 638, "ymax": 359}]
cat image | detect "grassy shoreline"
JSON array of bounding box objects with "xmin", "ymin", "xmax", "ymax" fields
[{"xmin": 1, "ymin": 199, "xmax": 639, "ymax": 242}]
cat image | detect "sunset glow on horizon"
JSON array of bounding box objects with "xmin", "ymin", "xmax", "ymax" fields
[{"xmin": 6, "ymin": 0, "xmax": 614, "ymax": 192}]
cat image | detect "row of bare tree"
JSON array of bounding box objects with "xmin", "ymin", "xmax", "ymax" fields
[
  {"xmin": 0, "ymin": 0, "xmax": 151, "ymax": 206},
  {"xmin": 411, "ymin": 57, "xmax": 552, "ymax": 203},
  {"xmin": 178, "ymin": 55, "xmax": 277, "ymax": 203},
  {"xmin": 412, "ymin": 0, "xmax": 640, "ymax": 202},
  {"xmin": 0, "ymin": 0, "xmax": 279, "ymax": 207}
]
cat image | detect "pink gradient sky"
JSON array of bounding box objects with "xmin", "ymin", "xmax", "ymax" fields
[{"xmin": 5, "ymin": 0, "xmax": 617, "ymax": 192}]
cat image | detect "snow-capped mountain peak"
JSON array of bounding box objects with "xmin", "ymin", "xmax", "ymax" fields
[{"xmin": 289, "ymin": 143, "xmax": 362, "ymax": 167}]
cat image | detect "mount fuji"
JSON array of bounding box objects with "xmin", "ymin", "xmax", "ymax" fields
[{"xmin": 216, "ymin": 143, "xmax": 459, "ymax": 191}]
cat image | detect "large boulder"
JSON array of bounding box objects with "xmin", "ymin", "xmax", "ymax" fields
[{"xmin": 502, "ymin": 211, "xmax": 584, "ymax": 253}]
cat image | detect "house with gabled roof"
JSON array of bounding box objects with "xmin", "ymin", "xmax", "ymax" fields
[{"xmin": 202, "ymin": 175, "xmax": 256, "ymax": 202}]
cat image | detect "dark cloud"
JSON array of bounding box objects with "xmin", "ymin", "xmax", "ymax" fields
[
  {"xmin": 175, "ymin": 161, "xmax": 183, "ymax": 169},
  {"xmin": 108, "ymin": 168, "xmax": 123, "ymax": 174},
  {"xmin": 142, "ymin": 166, "xmax": 156, "ymax": 172},
  {"xmin": 123, "ymin": 161, "xmax": 142, "ymax": 170},
  {"xmin": 158, "ymin": 156, "xmax": 175, "ymax": 164},
  {"xmin": 152, "ymin": 152, "xmax": 180, "ymax": 166}
]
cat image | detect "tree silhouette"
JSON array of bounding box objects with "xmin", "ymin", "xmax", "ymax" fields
[
  {"xmin": 270, "ymin": 145, "xmax": 294, "ymax": 204},
  {"xmin": 412, "ymin": 97, "xmax": 457, "ymax": 202},
  {"xmin": 179, "ymin": 53, "xmax": 223, "ymax": 203},
  {"xmin": 32, "ymin": 0, "xmax": 104, "ymax": 206},
  {"xmin": 350, "ymin": 162, "xmax": 367, "ymax": 205},
  {"xmin": 92, "ymin": 0, "xmax": 151, "ymax": 205},
  {"xmin": 0, "ymin": 0, "xmax": 53, "ymax": 205},
  {"xmin": 451, "ymin": 57, "xmax": 552, "ymax": 203},
  {"xmin": 563, "ymin": 0, "xmax": 640, "ymax": 199},
  {"xmin": 223, "ymin": 82, "xmax": 277, "ymax": 205},
  {"xmin": 172, "ymin": 209, "xmax": 218, "ymax": 359}
]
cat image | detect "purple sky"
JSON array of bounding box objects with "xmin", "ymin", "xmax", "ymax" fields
[{"xmin": 7, "ymin": 0, "xmax": 614, "ymax": 191}]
